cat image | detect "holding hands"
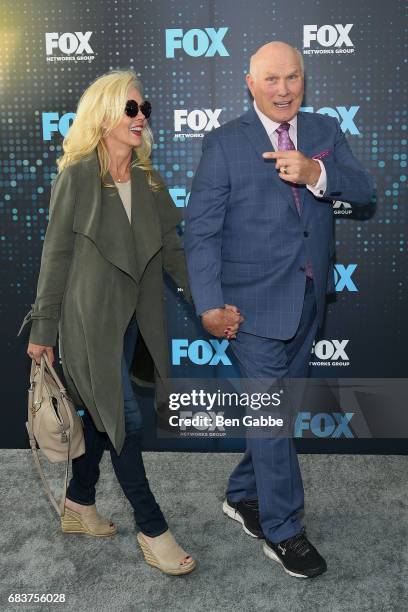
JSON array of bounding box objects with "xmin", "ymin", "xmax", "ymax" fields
[{"xmin": 201, "ymin": 304, "xmax": 244, "ymax": 340}]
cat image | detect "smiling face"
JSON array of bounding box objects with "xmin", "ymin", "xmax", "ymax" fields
[
  {"xmin": 104, "ymin": 86, "xmax": 147, "ymax": 149},
  {"xmin": 246, "ymin": 43, "xmax": 304, "ymax": 123}
]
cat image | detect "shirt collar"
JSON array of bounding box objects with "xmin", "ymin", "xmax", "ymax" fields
[{"xmin": 253, "ymin": 100, "xmax": 297, "ymax": 136}]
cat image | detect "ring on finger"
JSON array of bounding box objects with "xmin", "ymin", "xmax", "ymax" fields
[{"xmin": 281, "ymin": 166, "xmax": 287, "ymax": 174}]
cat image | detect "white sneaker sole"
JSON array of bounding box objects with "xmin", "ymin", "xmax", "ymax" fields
[
  {"xmin": 262, "ymin": 542, "xmax": 310, "ymax": 578},
  {"xmin": 222, "ymin": 500, "xmax": 260, "ymax": 538}
]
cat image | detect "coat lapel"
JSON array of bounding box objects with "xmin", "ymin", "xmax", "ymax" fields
[
  {"xmin": 73, "ymin": 151, "xmax": 139, "ymax": 284},
  {"xmin": 239, "ymin": 108, "xmax": 299, "ymax": 216},
  {"xmin": 130, "ymin": 162, "xmax": 162, "ymax": 281}
]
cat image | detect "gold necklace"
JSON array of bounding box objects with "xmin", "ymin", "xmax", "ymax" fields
[{"xmin": 112, "ymin": 163, "xmax": 130, "ymax": 183}]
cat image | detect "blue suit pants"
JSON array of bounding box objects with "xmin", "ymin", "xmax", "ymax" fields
[{"xmin": 226, "ymin": 278, "xmax": 319, "ymax": 543}]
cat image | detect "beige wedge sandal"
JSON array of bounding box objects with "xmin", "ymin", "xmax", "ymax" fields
[
  {"xmin": 61, "ymin": 505, "xmax": 117, "ymax": 537},
  {"xmin": 137, "ymin": 530, "xmax": 196, "ymax": 575}
]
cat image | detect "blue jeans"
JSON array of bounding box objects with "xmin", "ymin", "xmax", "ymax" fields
[
  {"xmin": 66, "ymin": 315, "xmax": 168, "ymax": 537},
  {"xmin": 121, "ymin": 315, "xmax": 143, "ymax": 433}
]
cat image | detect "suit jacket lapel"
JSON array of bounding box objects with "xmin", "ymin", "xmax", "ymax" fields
[
  {"xmin": 240, "ymin": 108, "xmax": 299, "ymax": 216},
  {"xmin": 296, "ymin": 112, "xmax": 315, "ymax": 213}
]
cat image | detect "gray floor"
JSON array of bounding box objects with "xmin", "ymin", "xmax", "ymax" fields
[{"xmin": 1, "ymin": 450, "xmax": 407, "ymax": 612}]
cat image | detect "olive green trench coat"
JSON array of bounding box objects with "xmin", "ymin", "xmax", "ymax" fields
[{"xmin": 19, "ymin": 151, "xmax": 191, "ymax": 454}]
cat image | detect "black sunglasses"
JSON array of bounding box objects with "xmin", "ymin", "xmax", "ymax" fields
[{"xmin": 125, "ymin": 99, "xmax": 152, "ymax": 119}]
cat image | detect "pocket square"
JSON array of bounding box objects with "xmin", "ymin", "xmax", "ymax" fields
[{"xmin": 312, "ymin": 149, "xmax": 331, "ymax": 160}]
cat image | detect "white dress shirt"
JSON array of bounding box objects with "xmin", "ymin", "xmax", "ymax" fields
[{"xmin": 253, "ymin": 100, "xmax": 327, "ymax": 197}]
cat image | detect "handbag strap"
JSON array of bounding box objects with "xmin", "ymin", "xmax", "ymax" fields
[
  {"xmin": 41, "ymin": 352, "xmax": 69, "ymax": 394},
  {"xmin": 28, "ymin": 355, "xmax": 75, "ymax": 517}
]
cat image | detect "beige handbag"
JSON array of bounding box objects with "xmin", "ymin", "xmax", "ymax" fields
[{"xmin": 27, "ymin": 353, "xmax": 85, "ymax": 516}]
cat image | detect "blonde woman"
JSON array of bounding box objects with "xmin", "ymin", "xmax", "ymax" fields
[{"xmin": 20, "ymin": 70, "xmax": 196, "ymax": 575}]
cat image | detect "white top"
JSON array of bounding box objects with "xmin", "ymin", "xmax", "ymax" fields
[
  {"xmin": 253, "ymin": 100, "xmax": 326, "ymax": 196},
  {"xmin": 114, "ymin": 180, "xmax": 131, "ymax": 223}
]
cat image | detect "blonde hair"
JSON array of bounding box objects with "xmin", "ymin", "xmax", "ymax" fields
[{"xmin": 57, "ymin": 69, "xmax": 162, "ymax": 190}]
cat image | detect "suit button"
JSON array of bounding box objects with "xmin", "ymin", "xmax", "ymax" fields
[
  {"xmin": 303, "ymin": 231, "xmax": 309, "ymax": 237},
  {"xmin": 299, "ymin": 266, "xmax": 306, "ymax": 272}
]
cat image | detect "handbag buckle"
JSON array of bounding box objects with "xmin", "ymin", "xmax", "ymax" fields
[{"xmin": 32, "ymin": 399, "xmax": 42, "ymax": 416}]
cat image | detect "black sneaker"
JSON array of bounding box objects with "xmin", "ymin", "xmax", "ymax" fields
[
  {"xmin": 263, "ymin": 528, "xmax": 327, "ymax": 578},
  {"xmin": 222, "ymin": 498, "xmax": 264, "ymax": 539}
]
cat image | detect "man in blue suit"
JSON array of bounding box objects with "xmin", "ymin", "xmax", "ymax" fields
[{"xmin": 184, "ymin": 41, "xmax": 373, "ymax": 578}]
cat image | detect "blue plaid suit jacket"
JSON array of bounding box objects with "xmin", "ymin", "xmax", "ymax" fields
[{"xmin": 184, "ymin": 108, "xmax": 373, "ymax": 340}]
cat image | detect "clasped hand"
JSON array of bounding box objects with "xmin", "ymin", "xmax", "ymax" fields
[{"xmin": 201, "ymin": 304, "xmax": 244, "ymax": 340}]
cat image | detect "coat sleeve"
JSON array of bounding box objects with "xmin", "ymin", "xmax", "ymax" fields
[
  {"xmin": 323, "ymin": 117, "xmax": 374, "ymax": 205},
  {"xmin": 151, "ymin": 171, "xmax": 192, "ymax": 304},
  {"xmin": 18, "ymin": 164, "xmax": 78, "ymax": 346}
]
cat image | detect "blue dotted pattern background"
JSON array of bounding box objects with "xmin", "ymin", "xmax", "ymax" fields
[{"xmin": 1, "ymin": 0, "xmax": 407, "ymax": 449}]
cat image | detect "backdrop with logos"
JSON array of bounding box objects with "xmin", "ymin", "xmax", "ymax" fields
[{"xmin": 1, "ymin": 0, "xmax": 407, "ymax": 452}]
